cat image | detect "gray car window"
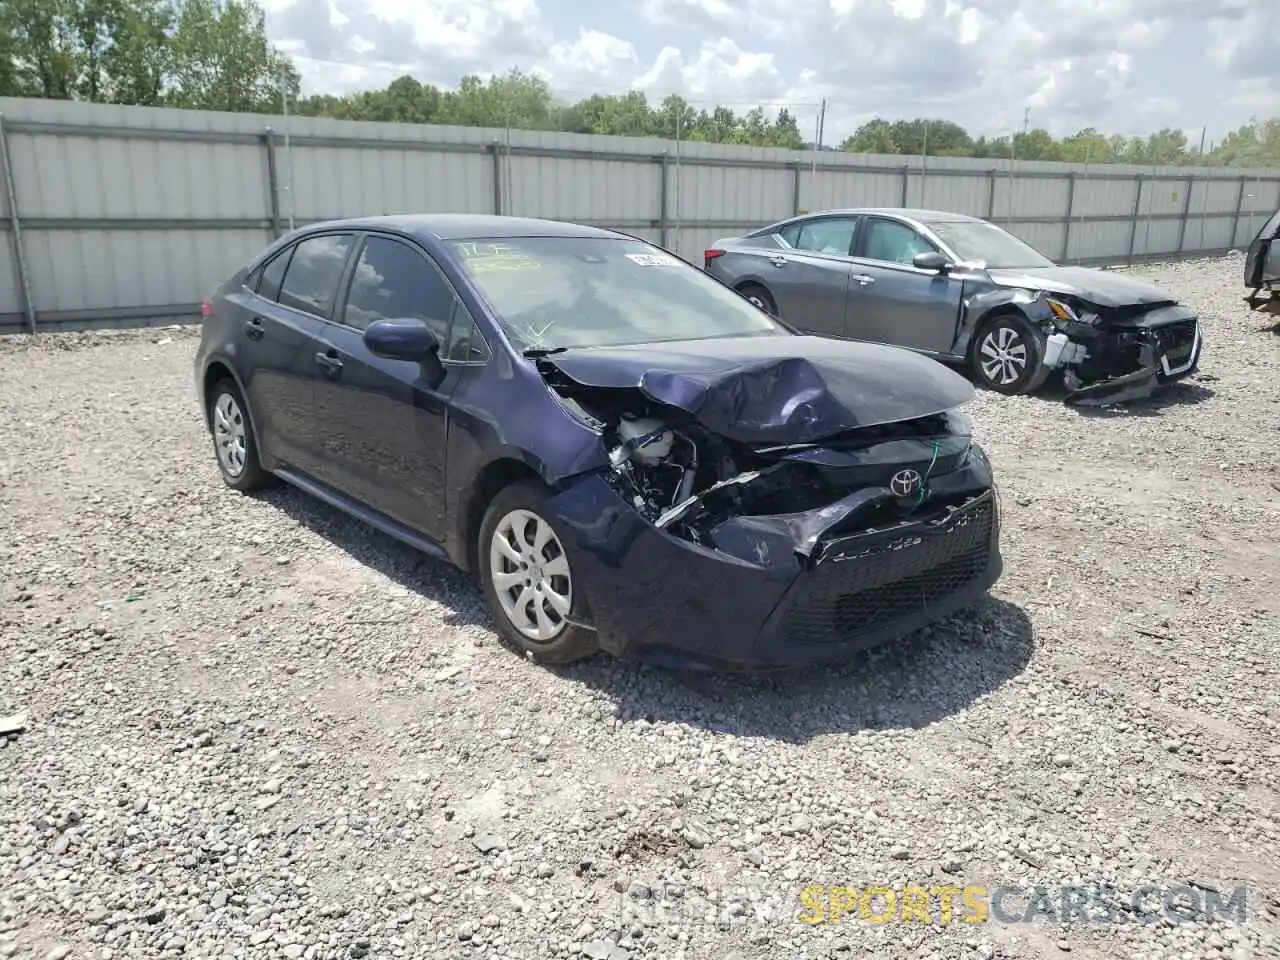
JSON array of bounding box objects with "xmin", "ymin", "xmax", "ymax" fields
[
  {"xmin": 789, "ymin": 217, "xmax": 858, "ymax": 256},
  {"xmin": 443, "ymin": 299, "xmax": 491, "ymax": 363},
  {"xmin": 863, "ymin": 219, "xmax": 937, "ymax": 266},
  {"xmin": 255, "ymin": 247, "xmax": 293, "ymax": 302},
  {"xmin": 344, "ymin": 236, "xmax": 453, "ymax": 344},
  {"xmin": 278, "ymin": 234, "xmax": 354, "ymax": 319}
]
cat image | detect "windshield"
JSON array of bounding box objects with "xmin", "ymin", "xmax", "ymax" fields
[
  {"xmin": 447, "ymin": 236, "xmax": 787, "ymax": 352},
  {"xmin": 926, "ymin": 220, "xmax": 1055, "ymax": 270}
]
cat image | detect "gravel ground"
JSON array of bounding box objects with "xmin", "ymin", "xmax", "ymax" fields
[{"xmin": 1, "ymin": 255, "xmax": 1278, "ymax": 960}]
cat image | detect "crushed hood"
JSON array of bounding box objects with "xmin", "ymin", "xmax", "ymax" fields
[
  {"xmin": 542, "ymin": 335, "xmax": 975, "ymax": 444},
  {"xmin": 986, "ymin": 265, "xmax": 1177, "ymax": 308}
]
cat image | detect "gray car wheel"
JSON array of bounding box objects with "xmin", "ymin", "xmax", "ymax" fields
[
  {"xmin": 738, "ymin": 283, "xmax": 777, "ymax": 317},
  {"xmin": 207, "ymin": 379, "xmax": 273, "ymax": 492},
  {"xmin": 968, "ymin": 314, "xmax": 1050, "ymax": 396},
  {"xmin": 478, "ymin": 479, "xmax": 599, "ymax": 665}
]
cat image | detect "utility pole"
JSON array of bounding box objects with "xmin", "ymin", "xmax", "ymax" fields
[
  {"xmin": 816, "ymin": 99, "xmax": 827, "ymax": 150},
  {"xmin": 280, "ymin": 70, "xmax": 295, "ymax": 231}
]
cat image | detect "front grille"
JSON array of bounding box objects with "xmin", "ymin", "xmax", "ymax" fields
[
  {"xmin": 1146, "ymin": 320, "xmax": 1197, "ymax": 363},
  {"xmin": 776, "ymin": 497, "xmax": 995, "ymax": 646},
  {"xmin": 1152, "ymin": 321, "xmax": 1198, "ymax": 355}
]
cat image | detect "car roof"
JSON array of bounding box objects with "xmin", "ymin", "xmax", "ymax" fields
[
  {"xmin": 765, "ymin": 208, "xmax": 984, "ymax": 230},
  {"xmin": 295, "ymin": 214, "xmax": 627, "ymax": 242}
]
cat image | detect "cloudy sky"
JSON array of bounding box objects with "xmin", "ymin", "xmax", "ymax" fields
[{"xmin": 261, "ymin": 0, "xmax": 1276, "ymax": 144}]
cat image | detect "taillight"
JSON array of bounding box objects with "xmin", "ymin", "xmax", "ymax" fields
[
  {"xmin": 200, "ymin": 299, "xmax": 212, "ymax": 318},
  {"xmin": 703, "ymin": 249, "xmax": 725, "ymax": 269}
]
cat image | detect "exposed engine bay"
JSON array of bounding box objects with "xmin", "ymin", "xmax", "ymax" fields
[{"xmin": 540, "ymin": 361, "xmax": 976, "ymax": 558}]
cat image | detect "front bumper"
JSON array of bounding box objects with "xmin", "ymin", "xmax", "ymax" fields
[
  {"xmin": 547, "ymin": 453, "xmax": 1002, "ymax": 672},
  {"xmin": 1060, "ymin": 316, "xmax": 1202, "ymax": 406}
]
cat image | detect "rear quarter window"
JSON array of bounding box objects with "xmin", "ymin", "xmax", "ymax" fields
[{"xmin": 254, "ymin": 247, "xmax": 294, "ymax": 302}]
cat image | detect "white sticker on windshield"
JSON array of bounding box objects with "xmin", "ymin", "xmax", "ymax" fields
[{"xmin": 626, "ymin": 253, "xmax": 681, "ymax": 267}]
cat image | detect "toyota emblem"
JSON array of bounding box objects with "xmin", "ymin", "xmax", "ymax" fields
[{"xmin": 890, "ymin": 469, "xmax": 923, "ymax": 497}]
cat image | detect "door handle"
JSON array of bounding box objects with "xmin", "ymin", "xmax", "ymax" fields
[
  {"xmin": 245, "ymin": 318, "xmax": 265, "ymax": 340},
  {"xmin": 852, "ymin": 274, "xmax": 875, "ymax": 285},
  {"xmin": 769, "ymin": 256, "xmax": 788, "ymax": 268},
  {"xmin": 315, "ymin": 350, "xmax": 343, "ymax": 376}
]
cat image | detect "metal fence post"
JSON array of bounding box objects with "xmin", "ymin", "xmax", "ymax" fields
[
  {"xmin": 900, "ymin": 165, "xmax": 910, "ymax": 206},
  {"xmin": 1126, "ymin": 173, "xmax": 1144, "ymax": 264},
  {"xmin": 487, "ymin": 141, "xmax": 502, "ymax": 215},
  {"xmin": 659, "ymin": 152, "xmax": 670, "ymax": 248},
  {"xmin": 0, "ymin": 114, "xmax": 36, "ymax": 334},
  {"xmin": 1175, "ymin": 174, "xmax": 1194, "ymax": 255},
  {"xmin": 1062, "ymin": 171, "xmax": 1077, "ymax": 262},
  {"xmin": 986, "ymin": 169, "xmax": 997, "ymax": 219},
  {"xmin": 1230, "ymin": 175, "xmax": 1247, "ymax": 249},
  {"xmin": 792, "ymin": 160, "xmax": 803, "ymax": 216},
  {"xmin": 261, "ymin": 127, "xmax": 282, "ymax": 239}
]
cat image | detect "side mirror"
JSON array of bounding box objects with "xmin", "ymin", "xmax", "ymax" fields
[
  {"xmin": 913, "ymin": 251, "xmax": 952, "ymax": 272},
  {"xmin": 364, "ymin": 317, "xmax": 441, "ymax": 362},
  {"xmin": 363, "ymin": 317, "xmax": 446, "ymax": 388}
]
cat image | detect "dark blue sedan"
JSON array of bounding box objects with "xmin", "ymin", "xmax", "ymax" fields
[{"xmin": 195, "ymin": 215, "xmax": 1003, "ymax": 671}]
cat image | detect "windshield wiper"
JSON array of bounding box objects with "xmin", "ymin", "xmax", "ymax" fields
[{"xmin": 522, "ymin": 346, "xmax": 569, "ymax": 358}]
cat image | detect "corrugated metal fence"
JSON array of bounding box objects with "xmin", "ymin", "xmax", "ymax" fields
[{"xmin": 1, "ymin": 96, "xmax": 1278, "ymax": 333}]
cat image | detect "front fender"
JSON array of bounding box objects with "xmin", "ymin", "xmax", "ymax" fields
[{"xmin": 955, "ymin": 287, "xmax": 1060, "ymax": 357}]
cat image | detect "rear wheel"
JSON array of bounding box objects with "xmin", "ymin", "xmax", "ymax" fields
[
  {"xmin": 968, "ymin": 314, "xmax": 1050, "ymax": 395},
  {"xmin": 738, "ymin": 282, "xmax": 778, "ymax": 317},
  {"xmin": 207, "ymin": 379, "xmax": 273, "ymax": 492},
  {"xmin": 478, "ymin": 479, "xmax": 599, "ymax": 664}
]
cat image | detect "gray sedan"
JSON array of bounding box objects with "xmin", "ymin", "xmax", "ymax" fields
[{"xmin": 704, "ymin": 208, "xmax": 1202, "ymax": 404}]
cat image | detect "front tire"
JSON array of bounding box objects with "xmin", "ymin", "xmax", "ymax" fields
[
  {"xmin": 207, "ymin": 379, "xmax": 273, "ymax": 491},
  {"xmin": 968, "ymin": 314, "xmax": 1050, "ymax": 395},
  {"xmin": 478, "ymin": 479, "xmax": 599, "ymax": 665}
]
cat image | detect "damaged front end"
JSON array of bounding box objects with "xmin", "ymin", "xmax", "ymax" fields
[
  {"xmin": 1021, "ymin": 291, "xmax": 1202, "ymax": 406},
  {"xmin": 535, "ymin": 343, "xmax": 1002, "ymax": 670}
]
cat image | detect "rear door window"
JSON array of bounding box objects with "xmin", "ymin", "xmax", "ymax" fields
[
  {"xmin": 277, "ymin": 234, "xmax": 355, "ymax": 319},
  {"xmin": 791, "ymin": 217, "xmax": 859, "ymax": 256}
]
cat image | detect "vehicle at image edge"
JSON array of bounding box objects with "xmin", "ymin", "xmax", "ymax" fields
[
  {"xmin": 194, "ymin": 214, "xmax": 1002, "ymax": 671},
  {"xmin": 1245, "ymin": 207, "xmax": 1280, "ymax": 318},
  {"xmin": 704, "ymin": 208, "xmax": 1205, "ymax": 405}
]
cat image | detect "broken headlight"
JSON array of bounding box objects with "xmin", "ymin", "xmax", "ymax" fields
[
  {"xmin": 939, "ymin": 406, "xmax": 974, "ymax": 438},
  {"xmin": 935, "ymin": 407, "xmax": 974, "ymax": 469},
  {"xmin": 1045, "ymin": 296, "xmax": 1100, "ymax": 327}
]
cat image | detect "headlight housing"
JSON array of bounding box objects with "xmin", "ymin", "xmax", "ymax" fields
[
  {"xmin": 939, "ymin": 405, "xmax": 974, "ymax": 438},
  {"xmin": 1044, "ymin": 295, "xmax": 1100, "ymax": 327},
  {"xmin": 1045, "ymin": 297, "xmax": 1079, "ymax": 323}
]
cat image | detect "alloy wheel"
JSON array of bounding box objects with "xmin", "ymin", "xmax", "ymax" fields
[
  {"xmin": 978, "ymin": 326, "xmax": 1028, "ymax": 386},
  {"xmin": 489, "ymin": 508, "xmax": 573, "ymax": 643},
  {"xmin": 212, "ymin": 392, "xmax": 248, "ymax": 477}
]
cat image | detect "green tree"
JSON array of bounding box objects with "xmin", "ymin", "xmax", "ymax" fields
[
  {"xmin": 770, "ymin": 107, "xmax": 804, "ymax": 149},
  {"xmin": 1011, "ymin": 128, "xmax": 1060, "ymax": 161},
  {"xmin": 3, "ymin": 0, "xmax": 82, "ymax": 98},
  {"xmin": 165, "ymin": 0, "xmax": 298, "ymax": 112},
  {"xmin": 1057, "ymin": 128, "xmax": 1114, "ymax": 164},
  {"xmin": 840, "ymin": 119, "xmax": 897, "ymax": 153}
]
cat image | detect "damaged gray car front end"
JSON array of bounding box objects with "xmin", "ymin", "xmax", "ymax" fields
[{"xmin": 963, "ymin": 279, "xmax": 1203, "ymax": 406}]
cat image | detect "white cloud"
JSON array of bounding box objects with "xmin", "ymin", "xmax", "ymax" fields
[{"xmin": 263, "ymin": 0, "xmax": 1279, "ymax": 142}]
